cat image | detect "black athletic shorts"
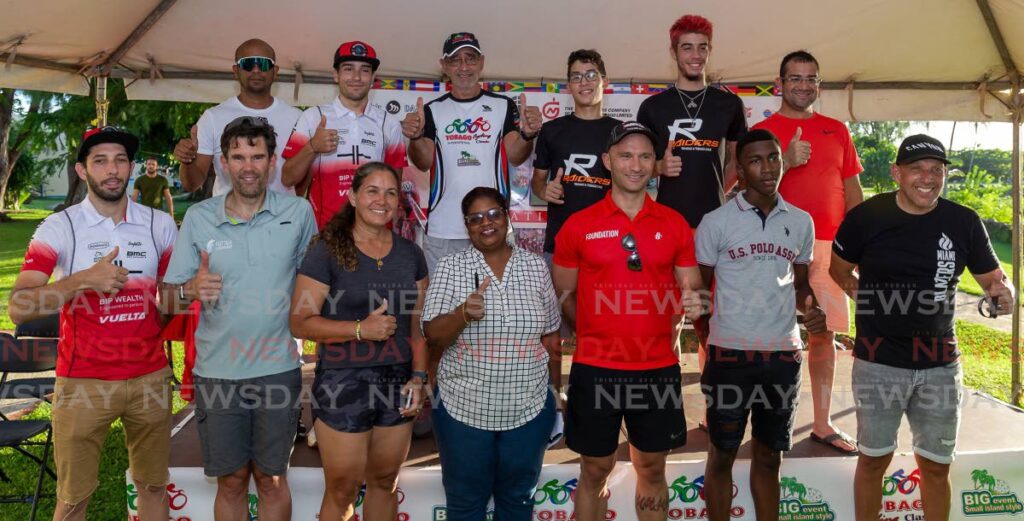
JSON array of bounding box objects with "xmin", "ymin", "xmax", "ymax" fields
[
  {"xmin": 701, "ymin": 346, "xmax": 802, "ymax": 451},
  {"xmin": 565, "ymin": 363, "xmax": 686, "ymax": 456},
  {"xmin": 311, "ymin": 364, "xmax": 413, "ymax": 433}
]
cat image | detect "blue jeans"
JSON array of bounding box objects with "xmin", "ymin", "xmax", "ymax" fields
[{"xmin": 433, "ymin": 391, "xmax": 556, "ymax": 521}]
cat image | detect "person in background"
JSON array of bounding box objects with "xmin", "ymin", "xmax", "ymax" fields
[{"xmin": 132, "ymin": 157, "xmax": 175, "ymax": 216}]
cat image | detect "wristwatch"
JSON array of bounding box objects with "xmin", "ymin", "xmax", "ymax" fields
[
  {"xmin": 519, "ymin": 128, "xmax": 537, "ymax": 141},
  {"xmin": 411, "ymin": 370, "xmax": 429, "ymax": 381}
]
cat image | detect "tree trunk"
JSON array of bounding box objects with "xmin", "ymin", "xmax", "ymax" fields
[
  {"xmin": 0, "ymin": 88, "xmax": 14, "ymax": 213},
  {"xmin": 58, "ymin": 151, "xmax": 86, "ymax": 211}
]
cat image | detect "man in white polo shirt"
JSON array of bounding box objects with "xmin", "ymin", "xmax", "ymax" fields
[
  {"xmin": 173, "ymin": 38, "xmax": 301, "ymax": 196},
  {"xmin": 9, "ymin": 126, "xmax": 177, "ymax": 521},
  {"xmin": 695, "ymin": 129, "xmax": 826, "ymax": 521}
]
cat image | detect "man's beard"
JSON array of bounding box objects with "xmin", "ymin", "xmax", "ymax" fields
[{"xmin": 86, "ymin": 175, "xmax": 127, "ymax": 202}]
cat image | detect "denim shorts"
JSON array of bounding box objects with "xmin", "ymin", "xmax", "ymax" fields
[
  {"xmin": 852, "ymin": 358, "xmax": 963, "ymax": 464},
  {"xmin": 193, "ymin": 368, "xmax": 302, "ymax": 477}
]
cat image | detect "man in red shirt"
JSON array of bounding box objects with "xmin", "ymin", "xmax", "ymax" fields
[
  {"xmin": 553, "ymin": 121, "xmax": 702, "ymax": 521},
  {"xmin": 752, "ymin": 50, "xmax": 863, "ymax": 454},
  {"xmin": 8, "ymin": 127, "xmax": 177, "ymax": 521}
]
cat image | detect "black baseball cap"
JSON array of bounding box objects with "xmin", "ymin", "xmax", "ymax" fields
[
  {"xmin": 896, "ymin": 134, "xmax": 951, "ymax": 165},
  {"xmin": 334, "ymin": 40, "xmax": 380, "ymax": 71},
  {"xmin": 606, "ymin": 121, "xmax": 657, "ymax": 151},
  {"xmin": 76, "ymin": 126, "xmax": 139, "ymax": 163},
  {"xmin": 442, "ymin": 32, "xmax": 482, "ymax": 59}
]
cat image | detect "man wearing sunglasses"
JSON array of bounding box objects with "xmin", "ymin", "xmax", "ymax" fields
[
  {"xmin": 752, "ymin": 50, "xmax": 864, "ymax": 455},
  {"xmin": 552, "ymin": 121, "xmax": 703, "ymax": 521},
  {"xmin": 9, "ymin": 126, "xmax": 178, "ymax": 521},
  {"xmin": 281, "ymin": 40, "xmax": 408, "ymax": 229},
  {"xmin": 174, "ymin": 39, "xmax": 301, "ymax": 198},
  {"xmin": 401, "ymin": 31, "xmax": 541, "ymax": 274}
]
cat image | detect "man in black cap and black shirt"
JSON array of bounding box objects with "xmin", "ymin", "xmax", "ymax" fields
[{"xmin": 830, "ymin": 134, "xmax": 1014, "ymax": 521}]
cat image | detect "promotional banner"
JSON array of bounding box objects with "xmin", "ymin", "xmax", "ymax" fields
[
  {"xmin": 364, "ymin": 85, "xmax": 781, "ymax": 251},
  {"xmin": 127, "ymin": 450, "xmax": 1024, "ymax": 520}
]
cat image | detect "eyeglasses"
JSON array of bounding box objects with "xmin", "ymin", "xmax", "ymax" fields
[
  {"xmin": 236, "ymin": 56, "xmax": 276, "ymax": 72},
  {"xmin": 569, "ymin": 70, "xmax": 602, "ymax": 83},
  {"xmin": 464, "ymin": 207, "xmax": 505, "ymax": 226},
  {"xmin": 444, "ymin": 54, "xmax": 481, "ymax": 67},
  {"xmin": 784, "ymin": 75, "xmax": 821, "ymax": 86},
  {"xmin": 621, "ymin": 232, "xmax": 642, "ymax": 272},
  {"xmin": 224, "ymin": 116, "xmax": 270, "ymax": 132}
]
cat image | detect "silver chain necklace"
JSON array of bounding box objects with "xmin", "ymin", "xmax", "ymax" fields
[{"xmin": 676, "ymin": 85, "xmax": 709, "ymax": 118}]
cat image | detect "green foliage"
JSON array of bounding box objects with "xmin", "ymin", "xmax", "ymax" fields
[
  {"xmin": 849, "ymin": 121, "xmax": 910, "ymax": 193},
  {"xmin": 2, "ymin": 152, "xmax": 45, "ymax": 209},
  {"xmin": 945, "ymin": 166, "xmax": 1012, "ymax": 225},
  {"xmin": 948, "ymin": 148, "xmax": 1013, "ymax": 185}
]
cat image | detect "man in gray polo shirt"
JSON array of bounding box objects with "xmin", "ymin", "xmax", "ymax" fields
[
  {"xmin": 694, "ymin": 129, "xmax": 826, "ymax": 521},
  {"xmin": 163, "ymin": 116, "xmax": 317, "ymax": 521}
]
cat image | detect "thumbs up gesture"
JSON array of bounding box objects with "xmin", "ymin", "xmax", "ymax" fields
[
  {"xmin": 802, "ymin": 294, "xmax": 827, "ymax": 334},
  {"xmin": 542, "ymin": 167, "xmax": 566, "ymax": 205},
  {"xmin": 361, "ymin": 298, "xmax": 398, "ymax": 341},
  {"xmin": 189, "ymin": 250, "xmax": 223, "ymax": 306},
  {"xmin": 463, "ymin": 277, "xmax": 490, "ymax": 321},
  {"xmin": 402, "ymin": 97, "xmax": 426, "ymax": 139},
  {"xmin": 785, "ymin": 127, "xmax": 811, "ymax": 168},
  {"xmin": 518, "ymin": 93, "xmax": 542, "ymax": 137},
  {"xmin": 82, "ymin": 246, "xmax": 129, "ymax": 294},
  {"xmin": 173, "ymin": 125, "xmax": 199, "ymax": 164},
  {"xmin": 309, "ymin": 114, "xmax": 339, "ymax": 153},
  {"xmin": 661, "ymin": 142, "xmax": 682, "ymax": 177}
]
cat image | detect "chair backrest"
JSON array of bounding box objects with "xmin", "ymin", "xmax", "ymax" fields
[
  {"xmin": 0, "ymin": 333, "xmax": 58, "ymax": 373},
  {"xmin": 14, "ymin": 314, "xmax": 60, "ymax": 339}
]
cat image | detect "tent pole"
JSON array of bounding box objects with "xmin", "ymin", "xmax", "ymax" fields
[
  {"xmin": 1012, "ymin": 96, "xmax": 1022, "ymax": 405},
  {"xmin": 94, "ymin": 76, "xmax": 109, "ymax": 127}
]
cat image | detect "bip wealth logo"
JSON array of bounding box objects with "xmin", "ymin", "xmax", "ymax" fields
[{"xmin": 961, "ymin": 468, "xmax": 1024, "ymax": 516}]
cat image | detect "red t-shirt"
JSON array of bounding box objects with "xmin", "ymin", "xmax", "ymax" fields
[
  {"xmin": 553, "ymin": 193, "xmax": 696, "ymax": 370},
  {"xmin": 20, "ymin": 199, "xmax": 176, "ymax": 380},
  {"xmin": 753, "ymin": 112, "xmax": 862, "ymax": 240}
]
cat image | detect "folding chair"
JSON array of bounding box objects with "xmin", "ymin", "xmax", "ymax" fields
[{"xmin": 0, "ymin": 316, "xmax": 59, "ymax": 521}]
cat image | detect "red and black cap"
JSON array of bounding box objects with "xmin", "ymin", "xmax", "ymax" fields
[
  {"xmin": 76, "ymin": 126, "xmax": 139, "ymax": 163},
  {"xmin": 334, "ymin": 41, "xmax": 380, "ymax": 71},
  {"xmin": 442, "ymin": 32, "xmax": 482, "ymax": 59}
]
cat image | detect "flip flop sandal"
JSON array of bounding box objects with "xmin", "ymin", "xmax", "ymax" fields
[{"xmin": 810, "ymin": 431, "xmax": 858, "ymax": 455}]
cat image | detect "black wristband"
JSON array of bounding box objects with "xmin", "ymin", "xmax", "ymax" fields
[{"xmin": 519, "ymin": 129, "xmax": 537, "ymax": 142}]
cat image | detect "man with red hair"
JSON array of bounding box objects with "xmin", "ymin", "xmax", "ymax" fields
[{"xmin": 637, "ymin": 14, "xmax": 747, "ymax": 422}]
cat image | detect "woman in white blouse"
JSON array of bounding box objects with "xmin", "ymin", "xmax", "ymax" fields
[{"xmin": 423, "ymin": 187, "xmax": 562, "ymax": 521}]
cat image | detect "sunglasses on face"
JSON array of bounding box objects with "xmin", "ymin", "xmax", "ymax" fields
[
  {"xmin": 236, "ymin": 56, "xmax": 276, "ymax": 72},
  {"xmin": 569, "ymin": 70, "xmax": 601, "ymax": 83},
  {"xmin": 224, "ymin": 115, "xmax": 270, "ymax": 132},
  {"xmin": 464, "ymin": 207, "xmax": 505, "ymax": 226},
  {"xmin": 621, "ymin": 232, "xmax": 642, "ymax": 272}
]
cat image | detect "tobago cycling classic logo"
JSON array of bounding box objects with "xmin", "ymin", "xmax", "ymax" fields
[
  {"xmin": 878, "ymin": 468, "xmax": 924, "ymax": 520},
  {"xmin": 778, "ymin": 476, "xmax": 836, "ymax": 521},
  {"xmin": 531, "ymin": 478, "xmax": 617, "ymax": 520},
  {"xmin": 127, "ymin": 483, "xmax": 191, "ymax": 521},
  {"xmin": 667, "ymin": 474, "xmax": 743, "ymax": 519},
  {"xmin": 961, "ymin": 468, "xmax": 1024, "ymax": 516}
]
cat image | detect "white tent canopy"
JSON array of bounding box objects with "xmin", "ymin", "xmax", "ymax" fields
[{"xmin": 2, "ymin": 0, "xmax": 1023, "ymax": 121}]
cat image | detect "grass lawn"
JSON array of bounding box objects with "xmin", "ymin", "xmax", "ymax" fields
[{"xmin": 960, "ymin": 239, "xmax": 1015, "ymax": 297}]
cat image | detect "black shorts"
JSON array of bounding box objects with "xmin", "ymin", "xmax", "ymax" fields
[
  {"xmin": 701, "ymin": 346, "xmax": 802, "ymax": 451},
  {"xmin": 565, "ymin": 363, "xmax": 686, "ymax": 456},
  {"xmin": 311, "ymin": 364, "xmax": 413, "ymax": 433}
]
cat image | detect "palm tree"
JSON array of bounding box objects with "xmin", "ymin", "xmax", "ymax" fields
[
  {"xmin": 971, "ymin": 470, "xmax": 994, "ymax": 491},
  {"xmin": 780, "ymin": 477, "xmax": 798, "ymax": 499}
]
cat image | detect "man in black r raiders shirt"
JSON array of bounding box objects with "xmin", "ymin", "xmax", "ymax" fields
[
  {"xmin": 637, "ymin": 14, "xmax": 747, "ymax": 229},
  {"xmin": 830, "ymin": 134, "xmax": 1014, "ymax": 521},
  {"xmin": 531, "ymin": 49, "xmax": 620, "ymax": 260}
]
